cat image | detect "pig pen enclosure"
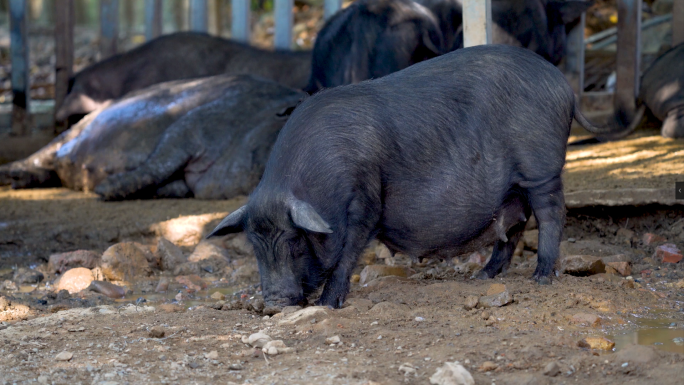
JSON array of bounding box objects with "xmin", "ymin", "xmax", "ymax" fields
[{"xmin": 1, "ymin": 1, "xmax": 684, "ymax": 384}]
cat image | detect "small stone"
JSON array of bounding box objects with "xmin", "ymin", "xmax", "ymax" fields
[
  {"xmin": 675, "ymin": 280, "xmax": 684, "ymax": 289},
  {"xmin": 479, "ymin": 361, "xmax": 498, "ymax": 371},
  {"xmin": 188, "ymin": 239, "xmax": 229, "ymax": 262},
  {"xmin": 398, "ymin": 362, "xmax": 417, "ymax": 376},
  {"xmin": 175, "ymin": 275, "xmax": 208, "ymax": 292},
  {"xmin": 263, "ymin": 340, "xmax": 293, "ymax": 355},
  {"xmin": 48, "ymin": 250, "xmax": 100, "ymax": 274},
  {"xmin": 616, "ymin": 228, "xmax": 636, "ymax": 246},
  {"xmin": 55, "ymin": 351, "xmax": 73, "ymax": 361},
  {"xmin": 211, "ymin": 291, "xmax": 226, "ymax": 300},
  {"xmin": 266, "ymin": 346, "xmax": 278, "ymax": 355},
  {"xmin": 653, "ymin": 244, "xmax": 683, "ymax": 264},
  {"xmin": 463, "ymin": 295, "xmax": 479, "ymax": 310},
  {"xmin": 88, "ymin": 281, "xmax": 126, "ymax": 299},
  {"xmin": 577, "ymin": 337, "xmax": 615, "ymax": 350},
  {"xmin": 149, "ymin": 326, "xmax": 165, "ymax": 338},
  {"xmin": 56, "ymin": 267, "xmax": 94, "ymax": 294},
  {"xmin": 229, "ymin": 363, "xmax": 244, "ymax": 370},
  {"xmin": 188, "ymin": 362, "xmax": 200, "ymax": 369},
  {"xmin": 158, "ymin": 304, "xmax": 184, "ymax": 313},
  {"xmin": 613, "ymin": 344, "xmax": 660, "ymax": 363},
  {"xmin": 478, "ymin": 290, "xmax": 513, "ymax": 308},
  {"xmin": 571, "ymin": 313, "xmax": 601, "ymax": 327},
  {"xmin": 415, "ymin": 316, "xmax": 425, "ymax": 322},
  {"xmin": 0, "ymin": 296, "xmax": 9, "ymax": 311},
  {"xmin": 561, "ymin": 255, "xmax": 606, "ymax": 276},
  {"xmin": 350, "ymin": 274, "xmax": 360, "ymax": 283},
  {"xmin": 157, "ymin": 238, "xmax": 187, "ymax": 271},
  {"xmin": 100, "ymin": 242, "xmax": 153, "ymax": 281},
  {"xmin": 13, "ymin": 268, "xmax": 44, "ymax": 285},
  {"xmin": 326, "ymin": 335, "xmax": 341, "ymax": 345},
  {"xmin": 467, "ymin": 252, "xmax": 487, "ymax": 266},
  {"xmin": 523, "ymin": 230, "xmax": 539, "ymax": 250},
  {"xmin": 344, "ymin": 298, "xmax": 374, "ymax": 312},
  {"xmin": 542, "ymin": 361, "xmax": 560, "ymax": 376},
  {"xmin": 486, "ymin": 283, "xmax": 506, "ymax": 296},
  {"xmin": 359, "ymin": 265, "xmax": 409, "ymax": 285},
  {"xmin": 642, "ymin": 233, "xmax": 666, "ymax": 246},
  {"xmin": 246, "ymin": 332, "xmax": 272, "ymax": 348},
  {"xmin": 278, "ymin": 306, "xmax": 330, "ymax": 326},
  {"xmin": 37, "ymin": 375, "xmax": 49, "ymax": 384},
  {"xmin": 155, "ymin": 277, "xmax": 169, "ymax": 292},
  {"xmin": 429, "ymin": 362, "xmax": 474, "ymax": 385},
  {"xmin": 606, "ymin": 262, "xmax": 631, "ymax": 276},
  {"xmin": 205, "ymin": 350, "xmax": 219, "ymax": 359},
  {"xmin": 481, "ymin": 311, "xmax": 490, "ymax": 320}
]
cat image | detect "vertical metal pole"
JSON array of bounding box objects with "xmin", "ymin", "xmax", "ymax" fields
[
  {"xmin": 615, "ymin": 0, "xmax": 641, "ymax": 119},
  {"xmin": 565, "ymin": 12, "xmax": 586, "ymax": 95},
  {"xmin": 55, "ymin": 0, "xmax": 75, "ymax": 130},
  {"xmin": 231, "ymin": 0, "xmax": 250, "ymax": 43},
  {"xmin": 190, "ymin": 0, "xmax": 207, "ymax": 32},
  {"xmin": 100, "ymin": 0, "xmax": 119, "ymax": 59},
  {"xmin": 324, "ymin": 0, "xmax": 342, "ymax": 20},
  {"xmin": 274, "ymin": 0, "xmax": 293, "ymax": 50},
  {"xmin": 145, "ymin": 0, "xmax": 163, "ymax": 41},
  {"xmin": 462, "ymin": 0, "xmax": 492, "ymax": 47},
  {"xmin": 673, "ymin": 0, "xmax": 684, "ymax": 46},
  {"xmin": 9, "ymin": 0, "xmax": 30, "ymax": 136},
  {"xmin": 208, "ymin": 0, "xmax": 222, "ymax": 35}
]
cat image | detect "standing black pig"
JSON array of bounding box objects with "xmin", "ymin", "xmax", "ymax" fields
[
  {"xmin": 304, "ymin": 0, "xmax": 443, "ymax": 93},
  {"xmin": 57, "ymin": 32, "xmax": 311, "ymax": 122},
  {"xmin": 208, "ymin": 45, "xmax": 626, "ymax": 309}
]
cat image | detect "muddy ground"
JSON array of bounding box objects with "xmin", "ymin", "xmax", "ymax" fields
[{"xmin": 1, "ymin": 182, "xmax": 683, "ymax": 384}]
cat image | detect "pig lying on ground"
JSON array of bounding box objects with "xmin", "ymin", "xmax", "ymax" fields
[
  {"xmin": 304, "ymin": 0, "xmax": 443, "ymax": 93},
  {"xmin": 208, "ymin": 44, "xmax": 630, "ymax": 309},
  {"xmin": 57, "ymin": 32, "xmax": 311, "ymax": 123},
  {"xmin": 1, "ymin": 75, "xmax": 305, "ymax": 199}
]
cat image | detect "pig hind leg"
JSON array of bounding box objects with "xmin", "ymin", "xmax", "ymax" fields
[
  {"xmin": 661, "ymin": 107, "xmax": 684, "ymax": 139},
  {"xmin": 475, "ymin": 222, "xmax": 525, "ymax": 279},
  {"xmin": 525, "ymin": 175, "xmax": 564, "ymax": 284}
]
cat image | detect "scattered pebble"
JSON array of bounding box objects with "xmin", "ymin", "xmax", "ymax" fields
[
  {"xmin": 243, "ymin": 332, "xmax": 272, "ymax": 348},
  {"xmin": 149, "ymin": 326, "xmax": 165, "ymax": 338},
  {"xmin": 326, "ymin": 335, "xmax": 341, "ymax": 345},
  {"xmin": 205, "ymin": 350, "xmax": 219, "ymax": 360},
  {"xmin": 429, "ymin": 362, "xmax": 474, "ymax": 385},
  {"xmin": 463, "ymin": 296, "xmax": 479, "ymax": 310},
  {"xmin": 211, "ymin": 291, "xmax": 226, "ymax": 300},
  {"xmin": 642, "ymin": 233, "xmax": 666, "ymax": 246},
  {"xmin": 155, "ymin": 277, "xmax": 170, "ymax": 293},
  {"xmin": 653, "ymin": 244, "xmax": 683, "ymax": 264},
  {"xmin": 561, "ymin": 255, "xmax": 606, "ymax": 276},
  {"xmin": 262, "ymin": 340, "xmax": 294, "ymax": 355},
  {"xmin": 359, "ymin": 265, "xmax": 410, "ymax": 285},
  {"xmin": 478, "ymin": 290, "xmax": 512, "ymax": 308},
  {"xmin": 398, "ymin": 362, "xmax": 417, "ymax": 376},
  {"xmin": 54, "ymin": 351, "xmax": 73, "ymax": 361},
  {"xmin": 88, "ymin": 280, "xmax": 126, "ymax": 298},
  {"xmin": 415, "ymin": 316, "xmax": 425, "ymax": 322},
  {"xmin": 48, "ymin": 250, "xmax": 100, "ymax": 274},
  {"xmin": 542, "ymin": 361, "xmax": 560, "ymax": 376},
  {"xmin": 479, "ymin": 361, "xmax": 498, "ymax": 372},
  {"xmin": 577, "ymin": 337, "xmax": 615, "ymax": 350},
  {"xmin": 571, "ymin": 313, "xmax": 601, "ymax": 327},
  {"xmin": 55, "ymin": 267, "xmax": 95, "ymax": 294}
]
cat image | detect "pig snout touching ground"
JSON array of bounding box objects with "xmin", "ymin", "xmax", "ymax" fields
[{"xmin": 208, "ymin": 44, "xmax": 631, "ymax": 309}]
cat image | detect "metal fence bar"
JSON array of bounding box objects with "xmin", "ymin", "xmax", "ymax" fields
[
  {"xmin": 324, "ymin": 0, "xmax": 342, "ymax": 20},
  {"xmin": 274, "ymin": 0, "xmax": 293, "ymax": 50},
  {"xmin": 54, "ymin": 0, "xmax": 75, "ymax": 130},
  {"xmin": 145, "ymin": 0, "xmax": 163, "ymax": 40},
  {"xmin": 615, "ymin": 0, "xmax": 641, "ymax": 118},
  {"xmin": 100, "ymin": 0, "xmax": 119, "ymax": 59},
  {"xmin": 674, "ymin": 0, "xmax": 684, "ymax": 46},
  {"xmin": 9, "ymin": 0, "xmax": 30, "ymax": 136},
  {"xmin": 565, "ymin": 12, "xmax": 586, "ymax": 94},
  {"xmin": 232, "ymin": 0, "xmax": 251, "ymax": 43},
  {"xmin": 462, "ymin": 0, "xmax": 492, "ymax": 47},
  {"xmin": 190, "ymin": 0, "xmax": 208, "ymax": 32}
]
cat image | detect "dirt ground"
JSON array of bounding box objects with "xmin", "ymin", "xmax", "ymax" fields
[{"xmin": 1, "ymin": 179, "xmax": 684, "ymax": 384}]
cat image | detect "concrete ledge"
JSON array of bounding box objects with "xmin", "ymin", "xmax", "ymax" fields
[{"xmin": 565, "ymin": 188, "xmax": 680, "ymax": 208}]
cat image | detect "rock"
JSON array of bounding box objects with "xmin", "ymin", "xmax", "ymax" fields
[
  {"xmin": 463, "ymin": 295, "xmax": 480, "ymax": 310},
  {"xmin": 478, "ymin": 290, "xmax": 512, "ymax": 308},
  {"xmin": 281, "ymin": 305, "xmax": 302, "ymax": 314},
  {"xmin": 368, "ymin": 301, "xmax": 411, "ymax": 318},
  {"xmin": 542, "ymin": 361, "xmax": 560, "ymax": 376},
  {"xmin": 158, "ymin": 304, "xmax": 184, "ymax": 313},
  {"xmin": 359, "ymin": 265, "xmax": 409, "ymax": 285},
  {"xmin": 155, "ymin": 277, "xmax": 169, "ymax": 292},
  {"xmin": 480, "ymin": 361, "xmax": 498, "ymax": 371},
  {"xmin": 88, "ymin": 281, "xmax": 126, "ymax": 298},
  {"xmin": 613, "ymin": 344, "xmax": 661, "ymax": 364},
  {"xmin": 571, "ymin": 313, "xmax": 601, "ymax": 327},
  {"xmin": 429, "ymin": 362, "xmax": 474, "ymax": 385},
  {"xmin": 149, "ymin": 326, "xmax": 165, "ymax": 338},
  {"xmin": 262, "ymin": 340, "xmax": 293, "ymax": 355},
  {"xmin": 454, "ymin": 262, "xmax": 482, "ymax": 275},
  {"xmin": 350, "ymin": 274, "xmax": 361, "ymax": 283},
  {"xmin": 279, "ymin": 306, "xmax": 330, "ymax": 326},
  {"xmin": 100, "ymin": 242, "xmax": 153, "ymax": 281},
  {"xmin": 0, "ymin": 296, "xmax": 9, "ymax": 311},
  {"xmin": 211, "ymin": 291, "xmax": 226, "ymax": 300},
  {"xmin": 37, "ymin": 376, "xmax": 49, "ymax": 384},
  {"xmin": 1, "ymin": 280, "xmax": 18, "ymax": 291},
  {"xmin": 577, "ymin": 337, "xmax": 615, "ymax": 350},
  {"xmin": 175, "ymin": 275, "xmax": 207, "ymax": 292},
  {"xmin": 642, "ymin": 233, "xmax": 666, "ymax": 246},
  {"xmin": 205, "ymin": 350, "xmax": 219, "ymax": 359},
  {"xmin": 344, "ymin": 298, "xmax": 374, "ymax": 312},
  {"xmin": 486, "ymin": 283, "xmax": 507, "ymax": 296},
  {"xmin": 523, "ymin": 230, "xmax": 539, "ymax": 250},
  {"xmin": 48, "ymin": 250, "xmax": 100, "ymax": 274},
  {"xmin": 376, "ymin": 243, "xmax": 393, "ymax": 262},
  {"xmin": 13, "ymin": 268, "xmax": 44, "ymax": 285},
  {"xmin": 55, "ymin": 267, "xmax": 94, "ymax": 294},
  {"xmin": 616, "ymin": 228, "xmax": 636, "ymax": 246},
  {"xmin": 91, "ymin": 267, "xmax": 105, "ymax": 281},
  {"xmin": 326, "ymin": 335, "xmax": 341, "ymax": 345},
  {"xmin": 157, "ymin": 238, "xmax": 186, "ymax": 271},
  {"xmin": 244, "ymin": 332, "xmax": 272, "ymax": 348},
  {"xmin": 606, "ymin": 262, "xmax": 631, "ymax": 276},
  {"xmin": 467, "ymin": 252, "xmax": 487, "ymax": 266},
  {"xmin": 398, "ymin": 363, "xmax": 417, "ymax": 376},
  {"xmin": 675, "ymin": 279, "xmax": 684, "ymax": 289},
  {"xmin": 55, "ymin": 351, "xmax": 73, "ymax": 361},
  {"xmin": 188, "ymin": 239, "xmax": 229, "ymax": 262},
  {"xmin": 653, "ymin": 244, "xmax": 683, "ymax": 263},
  {"xmin": 560, "ymin": 255, "xmax": 605, "ymax": 276}
]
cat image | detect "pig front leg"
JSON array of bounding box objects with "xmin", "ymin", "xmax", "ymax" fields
[{"xmin": 475, "ymin": 222, "xmax": 525, "ymax": 279}]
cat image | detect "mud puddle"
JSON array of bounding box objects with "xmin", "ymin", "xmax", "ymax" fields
[{"xmin": 608, "ymin": 314, "xmax": 684, "ymax": 354}]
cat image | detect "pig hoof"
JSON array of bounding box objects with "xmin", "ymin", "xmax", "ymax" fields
[
  {"xmin": 534, "ymin": 275, "xmax": 552, "ymax": 285},
  {"xmin": 473, "ymin": 270, "xmax": 492, "ymax": 280}
]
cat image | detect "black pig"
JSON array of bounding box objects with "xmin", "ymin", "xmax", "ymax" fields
[{"xmin": 208, "ymin": 45, "xmax": 626, "ymax": 309}]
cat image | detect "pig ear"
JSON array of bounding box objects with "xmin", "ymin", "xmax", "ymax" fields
[
  {"xmin": 206, "ymin": 206, "xmax": 247, "ymax": 238},
  {"xmin": 289, "ymin": 199, "xmax": 333, "ymax": 234},
  {"xmin": 548, "ymin": 0, "xmax": 594, "ymax": 25}
]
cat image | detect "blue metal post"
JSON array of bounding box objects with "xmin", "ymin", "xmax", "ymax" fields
[
  {"xmin": 462, "ymin": 0, "xmax": 492, "ymax": 47},
  {"xmin": 10, "ymin": 0, "xmax": 30, "ymax": 135},
  {"xmin": 615, "ymin": 0, "xmax": 641, "ymax": 119},
  {"xmin": 274, "ymin": 0, "xmax": 293, "ymax": 50},
  {"xmin": 232, "ymin": 0, "xmax": 250, "ymax": 43},
  {"xmin": 324, "ymin": 0, "xmax": 342, "ymax": 20},
  {"xmin": 565, "ymin": 12, "xmax": 586, "ymax": 95},
  {"xmin": 100, "ymin": 0, "xmax": 120, "ymax": 59},
  {"xmin": 190, "ymin": 0, "xmax": 208, "ymax": 32},
  {"xmin": 145, "ymin": 0, "xmax": 163, "ymax": 41}
]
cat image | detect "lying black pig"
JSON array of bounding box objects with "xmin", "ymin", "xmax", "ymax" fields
[
  {"xmin": 57, "ymin": 32, "xmax": 311, "ymax": 123},
  {"xmin": 208, "ymin": 44, "xmax": 627, "ymax": 309}
]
